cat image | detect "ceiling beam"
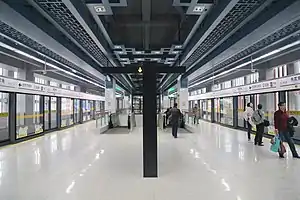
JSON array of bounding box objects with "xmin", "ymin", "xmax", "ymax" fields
[
  {"xmin": 142, "ymin": 0, "xmax": 151, "ymax": 50},
  {"xmin": 112, "ymin": 21, "xmax": 177, "ymax": 27}
]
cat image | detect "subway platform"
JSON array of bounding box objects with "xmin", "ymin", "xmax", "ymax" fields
[{"xmin": 0, "ymin": 120, "xmax": 300, "ymax": 200}]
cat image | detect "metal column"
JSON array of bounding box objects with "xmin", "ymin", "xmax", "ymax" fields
[
  {"xmin": 57, "ymin": 97, "xmax": 61, "ymax": 128},
  {"xmin": 9, "ymin": 93, "xmax": 16, "ymax": 143},
  {"xmin": 233, "ymin": 96, "xmax": 238, "ymax": 128},
  {"xmin": 143, "ymin": 66, "xmax": 157, "ymax": 177},
  {"xmin": 211, "ymin": 98, "xmax": 215, "ymax": 123}
]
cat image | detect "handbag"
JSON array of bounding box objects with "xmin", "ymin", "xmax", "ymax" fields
[
  {"xmin": 270, "ymin": 135, "xmax": 280, "ymax": 152},
  {"xmin": 263, "ymin": 120, "xmax": 270, "ymax": 127}
]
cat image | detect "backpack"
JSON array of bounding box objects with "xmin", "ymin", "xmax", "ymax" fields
[
  {"xmin": 251, "ymin": 111, "xmax": 260, "ymax": 125},
  {"xmin": 252, "ymin": 110, "xmax": 269, "ymax": 126}
]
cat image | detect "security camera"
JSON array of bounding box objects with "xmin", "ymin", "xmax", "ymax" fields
[
  {"xmin": 42, "ymin": 70, "xmax": 47, "ymax": 75},
  {"xmin": 251, "ymin": 69, "xmax": 256, "ymax": 73}
]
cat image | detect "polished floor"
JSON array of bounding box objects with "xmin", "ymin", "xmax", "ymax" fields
[{"xmin": 1, "ymin": 120, "xmax": 300, "ymax": 200}]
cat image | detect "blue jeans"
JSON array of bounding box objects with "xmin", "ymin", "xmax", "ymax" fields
[{"xmin": 279, "ymin": 131, "xmax": 298, "ymax": 157}]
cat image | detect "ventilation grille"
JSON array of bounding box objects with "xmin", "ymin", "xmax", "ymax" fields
[
  {"xmin": 184, "ymin": 0, "xmax": 266, "ymax": 67},
  {"xmin": 33, "ymin": 0, "xmax": 113, "ymax": 67},
  {"xmin": 190, "ymin": 19, "xmax": 300, "ymax": 84}
]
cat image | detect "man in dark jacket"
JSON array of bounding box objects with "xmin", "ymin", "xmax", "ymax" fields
[
  {"xmin": 274, "ymin": 102, "xmax": 300, "ymax": 158},
  {"xmin": 170, "ymin": 103, "xmax": 181, "ymax": 138}
]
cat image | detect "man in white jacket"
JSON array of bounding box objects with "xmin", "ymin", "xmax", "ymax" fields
[{"xmin": 244, "ymin": 103, "xmax": 254, "ymax": 141}]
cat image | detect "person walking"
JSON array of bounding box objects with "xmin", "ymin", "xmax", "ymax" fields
[
  {"xmin": 244, "ymin": 103, "xmax": 254, "ymax": 141},
  {"xmin": 274, "ymin": 102, "xmax": 300, "ymax": 158},
  {"xmin": 252, "ymin": 104, "xmax": 265, "ymax": 146},
  {"xmin": 193, "ymin": 105, "xmax": 199, "ymax": 125},
  {"xmin": 170, "ymin": 103, "xmax": 181, "ymax": 138}
]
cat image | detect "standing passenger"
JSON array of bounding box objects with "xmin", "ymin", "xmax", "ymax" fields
[
  {"xmin": 252, "ymin": 104, "xmax": 264, "ymax": 146},
  {"xmin": 170, "ymin": 103, "xmax": 181, "ymax": 138},
  {"xmin": 244, "ymin": 103, "xmax": 254, "ymax": 141},
  {"xmin": 274, "ymin": 102, "xmax": 300, "ymax": 158}
]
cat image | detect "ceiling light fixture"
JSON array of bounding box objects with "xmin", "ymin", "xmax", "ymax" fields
[
  {"xmin": 193, "ymin": 6, "xmax": 205, "ymax": 12},
  {"xmin": 94, "ymin": 5, "xmax": 106, "ymax": 13}
]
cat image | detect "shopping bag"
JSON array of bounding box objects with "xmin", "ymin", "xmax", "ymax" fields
[{"xmin": 270, "ymin": 135, "xmax": 280, "ymax": 152}]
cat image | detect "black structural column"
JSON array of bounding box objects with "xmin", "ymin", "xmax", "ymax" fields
[
  {"xmin": 143, "ymin": 66, "xmax": 158, "ymax": 177},
  {"xmin": 233, "ymin": 96, "xmax": 238, "ymax": 128},
  {"xmin": 101, "ymin": 64, "xmax": 185, "ymax": 178}
]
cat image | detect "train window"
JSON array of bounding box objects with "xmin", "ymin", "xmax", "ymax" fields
[
  {"xmin": 61, "ymin": 98, "xmax": 74, "ymax": 127},
  {"xmin": 202, "ymin": 99, "xmax": 212, "ymax": 121},
  {"xmin": 221, "ymin": 97, "xmax": 233, "ymax": 126},
  {"xmin": 287, "ymin": 91, "xmax": 300, "ymax": 140},
  {"xmin": 82, "ymin": 100, "xmax": 88, "ymax": 121},
  {"xmin": 74, "ymin": 99, "xmax": 80, "ymax": 123},
  {"xmin": 16, "ymin": 94, "xmax": 43, "ymax": 139},
  {"xmin": 89, "ymin": 100, "xmax": 95, "ymax": 119},
  {"xmin": 214, "ymin": 98, "xmax": 220, "ymax": 123},
  {"xmin": 50, "ymin": 97, "xmax": 57, "ymax": 129}
]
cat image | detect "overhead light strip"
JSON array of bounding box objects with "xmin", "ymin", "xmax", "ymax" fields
[
  {"xmin": 0, "ymin": 42, "xmax": 105, "ymax": 89},
  {"xmin": 189, "ymin": 40, "xmax": 300, "ymax": 88}
]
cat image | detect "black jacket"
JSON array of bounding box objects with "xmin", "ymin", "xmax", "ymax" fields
[{"xmin": 287, "ymin": 116, "xmax": 298, "ymax": 134}]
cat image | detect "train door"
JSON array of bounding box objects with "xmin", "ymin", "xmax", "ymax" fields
[
  {"xmin": 237, "ymin": 96, "xmax": 245, "ymax": 128},
  {"xmin": 44, "ymin": 96, "xmax": 50, "ymax": 131}
]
